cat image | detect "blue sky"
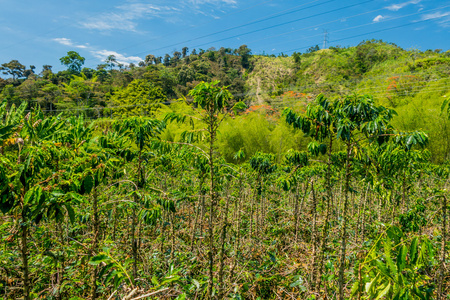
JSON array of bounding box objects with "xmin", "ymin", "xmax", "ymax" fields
[{"xmin": 0, "ymin": 0, "xmax": 449, "ymax": 73}]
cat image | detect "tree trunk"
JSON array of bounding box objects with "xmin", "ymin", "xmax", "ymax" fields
[
  {"xmin": 21, "ymin": 214, "xmax": 30, "ymax": 300},
  {"xmin": 57, "ymin": 223, "xmax": 65, "ymax": 300},
  {"xmin": 218, "ymin": 181, "xmax": 231, "ymax": 298},
  {"xmin": 437, "ymin": 195, "xmax": 447, "ymax": 300},
  {"xmin": 318, "ymin": 137, "xmax": 334, "ymax": 289},
  {"xmin": 113, "ymin": 207, "xmax": 117, "ymax": 242},
  {"xmin": 338, "ymin": 143, "xmax": 352, "ymax": 300},
  {"xmin": 401, "ymin": 171, "xmax": 407, "ymax": 214},
  {"xmin": 190, "ymin": 195, "xmax": 201, "ymax": 252},
  {"xmin": 294, "ymin": 183, "xmax": 300, "ymax": 242},
  {"xmin": 91, "ymin": 188, "xmax": 99, "ymax": 300},
  {"xmin": 230, "ymin": 178, "xmax": 243, "ymax": 284},
  {"xmin": 170, "ymin": 211, "xmax": 176, "ymax": 261},
  {"xmin": 207, "ymin": 120, "xmax": 216, "ymax": 299},
  {"xmin": 311, "ymin": 180, "xmax": 319, "ymax": 292},
  {"xmin": 131, "ymin": 204, "xmax": 138, "ymax": 281}
]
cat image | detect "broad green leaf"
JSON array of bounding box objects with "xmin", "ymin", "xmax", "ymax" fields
[
  {"xmin": 397, "ymin": 245, "xmax": 407, "ymax": 272},
  {"xmin": 375, "ymin": 283, "xmax": 390, "ymax": 300},
  {"xmin": 65, "ymin": 204, "xmax": 75, "ymax": 223},
  {"xmin": 89, "ymin": 254, "xmax": 109, "ymax": 265},
  {"xmin": 410, "ymin": 237, "xmax": 418, "ymax": 264},
  {"xmin": 83, "ymin": 175, "xmax": 94, "ymax": 194},
  {"xmin": 350, "ymin": 281, "xmax": 360, "ymax": 296},
  {"xmin": 365, "ymin": 274, "xmax": 378, "ymax": 293},
  {"xmin": 192, "ymin": 279, "xmax": 200, "ymax": 290},
  {"xmin": 152, "ymin": 276, "xmax": 159, "ymax": 286}
]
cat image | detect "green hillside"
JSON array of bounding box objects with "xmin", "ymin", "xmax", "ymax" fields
[{"xmin": 1, "ymin": 40, "xmax": 449, "ymax": 161}]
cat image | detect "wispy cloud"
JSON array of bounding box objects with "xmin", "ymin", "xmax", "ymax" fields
[
  {"xmin": 386, "ymin": 0, "xmax": 421, "ymax": 11},
  {"xmin": 422, "ymin": 11, "xmax": 450, "ymax": 20},
  {"xmin": 52, "ymin": 38, "xmax": 142, "ymax": 66},
  {"xmin": 186, "ymin": 0, "xmax": 237, "ymax": 5},
  {"xmin": 183, "ymin": 0, "xmax": 237, "ymax": 19},
  {"xmin": 373, "ymin": 15, "xmax": 386, "ymax": 22},
  {"xmin": 90, "ymin": 50, "xmax": 142, "ymax": 65},
  {"xmin": 80, "ymin": 3, "xmax": 179, "ymax": 32},
  {"xmin": 421, "ymin": 11, "xmax": 450, "ymax": 27},
  {"xmin": 79, "ymin": 1, "xmax": 237, "ymax": 32},
  {"xmin": 53, "ymin": 38, "xmax": 88, "ymax": 49}
]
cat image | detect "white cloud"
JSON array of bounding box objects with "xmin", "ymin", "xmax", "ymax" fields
[
  {"xmin": 184, "ymin": 0, "xmax": 237, "ymax": 18},
  {"xmin": 90, "ymin": 50, "xmax": 142, "ymax": 65},
  {"xmin": 52, "ymin": 38, "xmax": 141, "ymax": 66},
  {"xmin": 81, "ymin": 3, "xmax": 179, "ymax": 32},
  {"xmin": 421, "ymin": 11, "xmax": 450, "ymax": 20},
  {"xmin": 386, "ymin": 0, "xmax": 421, "ymax": 11},
  {"xmin": 187, "ymin": 0, "xmax": 237, "ymax": 5},
  {"xmin": 79, "ymin": 1, "xmax": 236, "ymax": 32},
  {"xmin": 421, "ymin": 11, "xmax": 450, "ymax": 27},
  {"xmin": 373, "ymin": 15, "xmax": 385, "ymax": 22},
  {"xmin": 53, "ymin": 38, "xmax": 88, "ymax": 49}
]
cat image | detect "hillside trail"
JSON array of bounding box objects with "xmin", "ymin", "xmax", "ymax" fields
[{"xmin": 256, "ymin": 77, "xmax": 263, "ymax": 105}]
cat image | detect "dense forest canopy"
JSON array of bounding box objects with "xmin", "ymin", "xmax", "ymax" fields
[{"xmin": 0, "ymin": 40, "xmax": 449, "ymax": 299}]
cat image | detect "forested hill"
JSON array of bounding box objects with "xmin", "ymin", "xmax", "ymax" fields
[{"xmin": 1, "ymin": 40, "xmax": 449, "ymax": 160}]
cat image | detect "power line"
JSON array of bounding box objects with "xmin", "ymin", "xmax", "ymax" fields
[
  {"xmin": 17, "ymin": 68, "xmax": 450, "ymax": 110},
  {"xmin": 83, "ymin": 0, "xmax": 376, "ymax": 69},
  {"xmin": 83, "ymin": 2, "xmax": 446, "ymax": 69},
  {"xmin": 244, "ymin": 6, "xmax": 386, "ymax": 47},
  {"xmin": 272, "ymin": 86, "xmax": 450, "ymax": 101},
  {"xmin": 83, "ymin": 0, "xmax": 278, "ymax": 64},
  {"xmin": 108, "ymin": 0, "xmax": 323, "ymax": 56},
  {"xmin": 18, "ymin": 84, "xmax": 448, "ymax": 121},
  {"xmin": 19, "ymin": 81, "xmax": 449, "ymax": 114},
  {"xmin": 246, "ymin": 68, "xmax": 449, "ymax": 96},
  {"xmin": 131, "ymin": 0, "xmax": 347, "ymax": 57},
  {"xmin": 186, "ymin": 0, "xmax": 375, "ymax": 52},
  {"xmin": 270, "ymin": 87, "xmax": 450, "ymax": 108},
  {"xmin": 279, "ymin": 4, "xmax": 450, "ymax": 54}
]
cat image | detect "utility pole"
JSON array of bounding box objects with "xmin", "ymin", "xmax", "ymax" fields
[{"xmin": 323, "ymin": 30, "xmax": 329, "ymax": 49}]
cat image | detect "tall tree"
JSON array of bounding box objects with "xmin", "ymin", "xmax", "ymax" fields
[
  {"xmin": 105, "ymin": 55, "xmax": 117, "ymax": 71},
  {"xmin": 60, "ymin": 51, "xmax": 85, "ymax": 73},
  {"xmin": 237, "ymin": 45, "xmax": 251, "ymax": 69},
  {"xmin": 182, "ymin": 47, "xmax": 189, "ymax": 58},
  {"xmin": 1, "ymin": 60, "xmax": 26, "ymax": 80},
  {"xmin": 145, "ymin": 54, "xmax": 155, "ymax": 66},
  {"xmin": 172, "ymin": 51, "xmax": 181, "ymax": 66},
  {"xmin": 163, "ymin": 54, "xmax": 171, "ymax": 66}
]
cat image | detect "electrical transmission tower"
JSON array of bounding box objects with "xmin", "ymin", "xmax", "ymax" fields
[{"xmin": 323, "ymin": 30, "xmax": 329, "ymax": 49}]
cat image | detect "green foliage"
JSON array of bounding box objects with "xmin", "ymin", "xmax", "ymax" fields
[
  {"xmin": 356, "ymin": 226, "xmax": 436, "ymax": 299},
  {"xmin": 111, "ymin": 79, "xmax": 166, "ymax": 117},
  {"xmin": 114, "ymin": 116, "xmax": 165, "ymax": 152},
  {"xmin": 249, "ymin": 152, "xmax": 276, "ymax": 175},
  {"xmin": 1, "ymin": 59, "xmax": 26, "ymax": 80},
  {"xmin": 1, "ymin": 41, "xmax": 449, "ymax": 299},
  {"xmin": 399, "ymin": 199, "xmax": 427, "ymax": 232},
  {"xmin": 60, "ymin": 51, "xmax": 85, "ymax": 73},
  {"xmin": 188, "ymin": 80, "xmax": 232, "ymax": 113},
  {"xmin": 89, "ymin": 248, "xmax": 133, "ymax": 288},
  {"xmin": 284, "ymin": 149, "xmax": 308, "ymax": 167}
]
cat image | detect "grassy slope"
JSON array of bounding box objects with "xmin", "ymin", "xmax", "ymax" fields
[{"xmin": 244, "ymin": 43, "xmax": 450, "ymax": 161}]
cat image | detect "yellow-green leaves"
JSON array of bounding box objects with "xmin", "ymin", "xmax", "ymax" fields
[
  {"xmin": 111, "ymin": 79, "xmax": 166, "ymax": 117},
  {"xmin": 359, "ymin": 227, "xmax": 435, "ymax": 299},
  {"xmin": 188, "ymin": 80, "xmax": 233, "ymax": 113}
]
